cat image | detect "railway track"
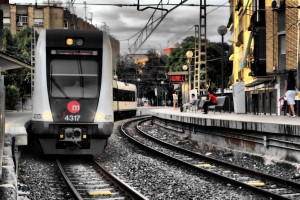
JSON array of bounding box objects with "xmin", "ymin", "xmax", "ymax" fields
[
  {"xmin": 121, "ymin": 117, "xmax": 300, "ymax": 200},
  {"xmin": 56, "ymin": 157, "xmax": 148, "ymax": 200}
]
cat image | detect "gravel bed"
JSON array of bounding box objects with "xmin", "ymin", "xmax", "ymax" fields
[
  {"xmin": 17, "ymin": 148, "xmax": 74, "ymax": 200},
  {"xmin": 95, "ymin": 119, "xmax": 270, "ymax": 200},
  {"xmin": 139, "ymin": 120, "xmax": 300, "ymax": 183}
]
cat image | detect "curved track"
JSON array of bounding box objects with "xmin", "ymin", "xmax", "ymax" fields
[
  {"xmin": 56, "ymin": 157, "xmax": 148, "ymax": 200},
  {"xmin": 121, "ymin": 117, "xmax": 300, "ymax": 200}
]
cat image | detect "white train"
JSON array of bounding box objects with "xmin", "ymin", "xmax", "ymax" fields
[
  {"xmin": 113, "ymin": 80, "xmax": 137, "ymax": 119},
  {"xmin": 28, "ymin": 29, "xmax": 136, "ymax": 155}
]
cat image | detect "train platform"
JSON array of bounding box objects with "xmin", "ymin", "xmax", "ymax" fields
[
  {"xmin": 138, "ymin": 107, "xmax": 300, "ymax": 135},
  {"xmin": 139, "ymin": 107, "xmax": 300, "ymax": 163}
]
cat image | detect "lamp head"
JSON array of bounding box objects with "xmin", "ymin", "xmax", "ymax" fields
[
  {"xmin": 182, "ymin": 65, "xmax": 188, "ymax": 71},
  {"xmin": 186, "ymin": 51, "xmax": 193, "ymax": 58},
  {"xmin": 218, "ymin": 25, "xmax": 227, "ymax": 36}
]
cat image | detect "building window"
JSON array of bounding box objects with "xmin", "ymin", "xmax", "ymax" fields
[
  {"xmin": 64, "ymin": 20, "xmax": 68, "ymax": 29},
  {"xmin": 3, "ymin": 18, "xmax": 10, "ymax": 25},
  {"xmin": 34, "ymin": 19, "xmax": 44, "ymax": 26},
  {"xmin": 17, "ymin": 14, "xmax": 28, "ymax": 24},
  {"xmin": 278, "ymin": 34, "xmax": 286, "ymax": 55}
]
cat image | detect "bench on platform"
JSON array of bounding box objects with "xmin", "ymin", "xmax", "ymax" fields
[
  {"xmin": 208, "ymin": 96, "xmax": 228, "ymax": 114},
  {"xmin": 190, "ymin": 96, "xmax": 206, "ymax": 112}
]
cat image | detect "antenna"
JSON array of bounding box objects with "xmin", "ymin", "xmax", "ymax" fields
[
  {"xmin": 83, "ymin": 1, "xmax": 87, "ymax": 21},
  {"xmin": 88, "ymin": 12, "xmax": 93, "ymax": 24}
]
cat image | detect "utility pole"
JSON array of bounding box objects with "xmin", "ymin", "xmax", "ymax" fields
[
  {"xmin": 89, "ymin": 12, "xmax": 93, "ymax": 24},
  {"xmin": 84, "ymin": 1, "xmax": 87, "ymax": 21}
]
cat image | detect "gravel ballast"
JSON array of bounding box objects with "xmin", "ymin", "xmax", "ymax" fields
[
  {"xmin": 95, "ymin": 119, "xmax": 270, "ymax": 200},
  {"xmin": 14, "ymin": 118, "xmax": 294, "ymax": 199}
]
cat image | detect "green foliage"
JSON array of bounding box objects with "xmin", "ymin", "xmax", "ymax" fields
[
  {"xmin": 117, "ymin": 49, "xmax": 170, "ymax": 105},
  {"xmin": 166, "ymin": 36, "xmax": 232, "ymax": 90},
  {"xmin": 206, "ymin": 42, "xmax": 232, "ymax": 89},
  {"xmin": 1, "ymin": 28, "xmax": 33, "ymax": 97},
  {"xmin": 2, "ymin": 28, "xmax": 14, "ymax": 53},
  {"xmin": 166, "ymin": 36, "xmax": 196, "ymax": 72},
  {"xmin": 5, "ymin": 84, "xmax": 20, "ymax": 110}
]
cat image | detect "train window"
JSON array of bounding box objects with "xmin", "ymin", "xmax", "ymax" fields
[
  {"xmin": 50, "ymin": 59, "xmax": 98, "ymax": 98},
  {"xmin": 115, "ymin": 90, "xmax": 135, "ymax": 101},
  {"xmin": 113, "ymin": 88, "xmax": 118, "ymax": 101}
]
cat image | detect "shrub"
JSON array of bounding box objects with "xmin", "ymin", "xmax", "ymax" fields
[{"xmin": 5, "ymin": 84, "xmax": 20, "ymax": 110}]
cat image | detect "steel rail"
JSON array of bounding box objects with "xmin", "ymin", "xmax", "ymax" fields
[
  {"xmin": 93, "ymin": 159, "xmax": 149, "ymax": 200},
  {"xmin": 56, "ymin": 159, "xmax": 83, "ymax": 200},
  {"xmin": 121, "ymin": 118, "xmax": 299, "ymax": 200},
  {"xmin": 57, "ymin": 156, "xmax": 148, "ymax": 200}
]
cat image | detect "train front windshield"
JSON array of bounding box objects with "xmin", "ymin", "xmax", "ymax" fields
[{"xmin": 49, "ymin": 50, "xmax": 100, "ymax": 98}]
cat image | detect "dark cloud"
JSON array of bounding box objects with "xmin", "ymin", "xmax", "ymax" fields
[{"xmin": 11, "ymin": 0, "xmax": 231, "ymax": 54}]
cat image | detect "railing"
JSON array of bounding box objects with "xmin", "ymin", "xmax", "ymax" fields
[{"xmin": 0, "ymin": 75, "xmax": 5, "ymax": 180}]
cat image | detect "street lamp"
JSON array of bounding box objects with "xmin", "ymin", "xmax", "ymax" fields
[
  {"xmin": 218, "ymin": 25, "xmax": 227, "ymax": 95},
  {"xmin": 182, "ymin": 65, "xmax": 188, "ymax": 104},
  {"xmin": 137, "ymin": 78, "xmax": 141, "ymax": 106},
  {"xmin": 186, "ymin": 50, "xmax": 193, "ymax": 101},
  {"xmin": 161, "ymin": 80, "xmax": 164, "ymax": 106}
]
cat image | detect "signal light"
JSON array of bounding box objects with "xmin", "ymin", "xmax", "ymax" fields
[{"xmin": 76, "ymin": 39, "xmax": 84, "ymax": 46}]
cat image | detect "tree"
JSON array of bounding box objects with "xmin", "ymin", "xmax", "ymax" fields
[
  {"xmin": 5, "ymin": 84, "xmax": 20, "ymax": 110},
  {"xmin": 117, "ymin": 49, "xmax": 170, "ymax": 106},
  {"xmin": 1, "ymin": 28, "xmax": 32, "ymax": 97},
  {"xmin": 166, "ymin": 36, "xmax": 195, "ymax": 72},
  {"xmin": 166, "ymin": 36, "xmax": 232, "ymax": 90},
  {"xmin": 206, "ymin": 42, "xmax": 232, "ymax": 89}
]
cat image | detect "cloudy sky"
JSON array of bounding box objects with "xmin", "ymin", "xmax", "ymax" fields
[{"xmin": 10, "ymin": 0, "xmax": 231, "ymax": 54}]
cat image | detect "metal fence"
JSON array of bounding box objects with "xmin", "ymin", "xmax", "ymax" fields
[{"xmin": 0, "ymin": 75, "xmax": 5, "ymax": 179}]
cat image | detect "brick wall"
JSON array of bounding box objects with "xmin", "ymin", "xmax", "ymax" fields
[
  {"xmin": 28, "ymin": 6, "xmax": 34, "ymax": 27},
  {"xmin": 265, "ymin": 0, "xmax": 298, "ymax": 72},
  {"xmin": 285, "ymin": 0, "xmax": 298, "ymax": 70},
  {"xmin": 265, "ymin": 2, "xmax": 278, "ymax": 73},
  {"xmin": 50, "ymin": 7, "xmax": 64, "ymax": 29},
  {"xmin": 9, "ymin": 5, "xmax": 16, "ymax": 34}
]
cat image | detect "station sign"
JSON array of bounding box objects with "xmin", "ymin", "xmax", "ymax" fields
[
  {"xmin": 171, "ymin": 75, "xmax": 185, "ymax": 82},
  {"xmin": 167, "ymin": 71, "xmax": 188, "ymax": 83}
]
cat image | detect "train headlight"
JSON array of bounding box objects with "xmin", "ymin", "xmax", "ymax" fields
[
  {"xmin": 95, "ymin": 112, "xmax": 105, "ymax": 121},
  {"xmin": 43, "ymin": 112, "xmax": 53, "ymax": 121},
  {"xmin": 66, "ymin": 38, "xmax": 74, "ymax": 46}
]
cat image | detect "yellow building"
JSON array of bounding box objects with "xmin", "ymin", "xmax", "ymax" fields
[{"xmin": 229, "ymin": 0, "xmax": 299, "ymax": 115}]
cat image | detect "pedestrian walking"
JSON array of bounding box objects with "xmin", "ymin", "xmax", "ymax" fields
[{"xmin": 284, "ymin": 70, "xmax": 298, "ymax": 117}]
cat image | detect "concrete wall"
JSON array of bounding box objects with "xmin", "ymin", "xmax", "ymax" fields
[
  {"xmin": 0, "ymin": 75, "xmax": 5, "ymax": 180},
  {"xmin": 153, "ymin": 115, "xmax": 300, "ymax": 163}
]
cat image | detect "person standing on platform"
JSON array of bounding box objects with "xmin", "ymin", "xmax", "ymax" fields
[
  {"xmin": 202, "ymin": 88, "xmax": 217, "ymax": 114},
  {"xmin": 284, "ymin": 70, "xmax": 298, "ymax": 117},
  {"xmin": 172, "ymin": 91, "xmax": 178, "ymax": 109}
]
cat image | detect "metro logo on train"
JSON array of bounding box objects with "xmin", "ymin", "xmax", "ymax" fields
[{"xmin": 67, "ymin": 100, "xmax": 80, "ymax": 114}]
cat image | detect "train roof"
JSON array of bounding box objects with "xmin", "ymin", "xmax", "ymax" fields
[{"xmin": 113, "ymin": 80, "xmax": 136, "ymax": 91}]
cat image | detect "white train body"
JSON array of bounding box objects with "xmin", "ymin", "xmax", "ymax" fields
[
  {"xmin": 29, "ymin": 29, "xmax": 114, "ymax": 154},
  {"xmin": 113, "ymin": 80, "xmax": 137, "ymax": 118}
]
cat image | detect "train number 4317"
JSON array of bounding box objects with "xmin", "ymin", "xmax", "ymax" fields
[{"xmin": 64, "ymin": 115, "xmax": 80, "ymax": 121}]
